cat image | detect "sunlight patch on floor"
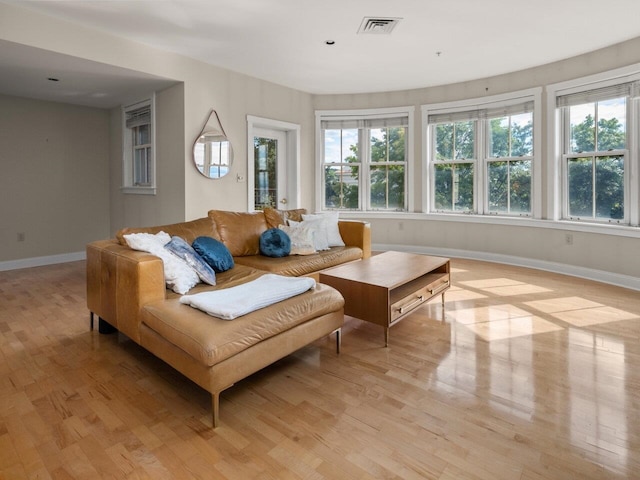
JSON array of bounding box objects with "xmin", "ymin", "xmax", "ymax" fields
[
  {"xmin": 525, "ymin": 297, "xmax": 639, "ymax": 327},
  {"xmin": 447, "ymin": 303, "xmax": 564, "ymax": 341},
  {"xmin": 458, "ymin": 277, "xmax": 551, "ymax": 297}
]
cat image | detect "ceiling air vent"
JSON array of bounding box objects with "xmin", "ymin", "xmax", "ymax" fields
[{"xmin": 357, "ymin": 17, "xmax": 402, "ymax": 35}]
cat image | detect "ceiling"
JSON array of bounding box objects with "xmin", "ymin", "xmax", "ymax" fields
[
  {"xmin": 0, "ymin": 39, "xmax": 178, "ymax": 109},
  {"xmin": 3, "ymin": 0, "xmax": 640, "ymax": 107}
]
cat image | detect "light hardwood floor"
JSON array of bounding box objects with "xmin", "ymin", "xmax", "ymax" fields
[{"xmin": 1, "ymin": 258, "xmax": 639, "ymax": 479}]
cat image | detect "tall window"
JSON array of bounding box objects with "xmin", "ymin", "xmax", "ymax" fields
[
  {"xmin": 557, "ymin": 84, "xmax": 631, "ymax": 223},
  {"xmin": 427, "ymin": 98, "xmax": 535, "ymax": 216},
  {"xmin": 122, "ymin": 97, "xmax": 155, "ymax": 194},
  {"xmin": 319, "ymin": 109, "xmax": 411, "ymax": 211}
]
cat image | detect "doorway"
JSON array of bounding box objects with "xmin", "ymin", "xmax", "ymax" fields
[{"xmin": 247, "ymin": 116, "xmax": 301, "ymax": 212}]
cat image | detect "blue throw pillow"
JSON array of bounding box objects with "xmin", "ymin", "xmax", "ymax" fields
[
  {"xmin": 259, "ymin": 228, "xmax": 291, "ymax": 258},
  {"xmin": 192, "ymin": 236, "xmax": 235, "ymax": 273},
  {"xmin": 164, "ymin": 236, "xmax": 216, "ymax": 285}
]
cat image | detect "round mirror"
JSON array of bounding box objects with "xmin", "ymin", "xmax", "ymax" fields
[
  {"xmin": 193, "ymin": 109, "xmax": 233, "ymax": 179},
  {"xmin": 194, "ymin": 132, "xmax": 233, "ymax": 178}
]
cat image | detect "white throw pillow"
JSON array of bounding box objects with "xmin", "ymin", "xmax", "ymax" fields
[
  {"xmin": 278, "ymin": 224, "xmax": 316, "ymax": 255},
  {"xmin": 302, "ymin": 212, "xmax": 345, "ymax": 247},
  {"xmin": 288, "ymin": 218, "xmax": 330, "ymax": 251},
  {"xmin": 124, "ymin": 231, "xmax": 200, "ymax": 294}
]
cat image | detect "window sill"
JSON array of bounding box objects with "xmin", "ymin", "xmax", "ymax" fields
[
  {"xmin": 121, "ymin": 186, "xmax": 156, "ymax": 195},
  {"xmin": 333, "ymin": 211, "xmax": 640, "ymax": 239}
]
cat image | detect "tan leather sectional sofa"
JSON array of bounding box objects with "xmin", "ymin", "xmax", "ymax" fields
[{"xmin": 86, "ymin": 208, "xmax": 371, "ymax": 427}]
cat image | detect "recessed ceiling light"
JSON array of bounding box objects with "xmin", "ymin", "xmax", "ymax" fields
[{"xmin": 325, "ymin": 40, "xmax": 335, "ymax": 45}]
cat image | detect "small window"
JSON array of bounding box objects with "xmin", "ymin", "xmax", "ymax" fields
[{"xmin": 122, "ymin": 97, "xmax": 155, "ymax": 194}]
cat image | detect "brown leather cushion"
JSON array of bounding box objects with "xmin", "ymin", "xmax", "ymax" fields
[
  {"xmin": 141, "ymin": 283, "xmax": 344, "ymax": 366},
  {"xmin": 208, "ymin": 210, "xmax": 268, "ymax": 256},
  {"xmin": 116, "ymin": 217, "xmax": 220, "ymax": 246},
  {"xmin": 234, "ymin": 246, "xmax": 363, "ymax": 277},
  {"xmin": 263, "ymin": 207, "xmax": 307, "ymax": 229}
]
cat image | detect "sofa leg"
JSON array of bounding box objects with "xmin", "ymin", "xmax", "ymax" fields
[
  {"xmin": 212, "ymin": 392, "xmax": 220, "ymax": 428},
  {"xmin": 98, "ymin": 318, "xmax": 118, "ymax": 334},
  {"xmin": 335, "ymin": 328, "xmax": 341, "ymax": 354}
]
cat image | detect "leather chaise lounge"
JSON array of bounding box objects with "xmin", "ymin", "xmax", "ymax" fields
[{"xmin": 86, "ymin": 208, "xmax": 371, "ymax": 426}]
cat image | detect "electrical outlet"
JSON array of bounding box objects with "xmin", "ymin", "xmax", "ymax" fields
[
  {"xmin": 565, "ymin": 233, "xmax": 573, "ymax": 245},
  {"xmin": 17, "ymin": 232, "xmax": 25, "ymax": 242}
]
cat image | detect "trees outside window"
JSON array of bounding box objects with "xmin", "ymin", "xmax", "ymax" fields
[
  {"xmin": 487, "ymin": 112, "xmax": 533, "ymax": 215},
  {"xmin": 433, "ymin": 121, "xmax": 475, "ymax": 212}
]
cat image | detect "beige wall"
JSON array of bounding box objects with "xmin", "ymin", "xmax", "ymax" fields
[
  {"xmin": 0, "ymin": 93, "xmax": 110, "ymax": 262},
  {"xmin": 0, "ymin": 2, "xmax": 315, "ymax": 240},
  {"xmin": 0, "ymin": 2, "xmax": 637, "ymax": 286},
  {"xmin": 108, "ymin": 83, "xmax": 186, "ymax": 233},
  {"xmin": 311, "ymin": 39, "xmax": 640, "ymax": 287}
]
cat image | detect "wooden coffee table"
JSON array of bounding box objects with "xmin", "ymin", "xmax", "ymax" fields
[{"xmin": 319, "ymin": 251, "xmax": 450, "ymax": 346}]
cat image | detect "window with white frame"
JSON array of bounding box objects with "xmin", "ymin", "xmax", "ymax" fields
[
  {"xmin": 318, "ymin": 108, "xmax": 412, "ymax": 211},
  {"xmin": 556, "ymin": 82, "xmax": 637, "ymax": 224},
  {"xmin": 122, "ymin": 96, "xmax": 155, "ymax": 194},
  {"xmin": 426, "ymin": 97, "xmax": 535, "ymax": 216}
]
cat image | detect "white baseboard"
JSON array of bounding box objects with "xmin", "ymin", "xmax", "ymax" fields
[
  {"xmin": 0, "ymin": 251, "xmax": 86, "ymax": 272},
  {"xmin": 374, "ymin": 243, "xmax": 640, "ymax": 292}
]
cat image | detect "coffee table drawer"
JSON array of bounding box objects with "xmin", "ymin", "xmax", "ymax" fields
[{"xmin": 390, "ymin": 273, "xmax": 450, "ymax": 323}]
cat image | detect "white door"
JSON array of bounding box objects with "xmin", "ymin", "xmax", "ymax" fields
[{"xmin": 253, "ymin": 128, "xmax": 288, "ymax": 210}]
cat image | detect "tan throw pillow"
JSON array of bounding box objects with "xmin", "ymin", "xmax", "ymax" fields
[
  {"xmin": 208, "ymin": 210, "xmax": 267, "ymax": 256},
  {"xmin": 278, "ymin": 224, "xmax": 316, "ymax": 255},
  {"xmin": 263, "ymin": 207, "xmax": 307, "ymax": 229}
]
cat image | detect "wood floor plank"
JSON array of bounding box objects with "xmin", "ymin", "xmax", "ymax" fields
[{"xmin": 1, "ymin": 259, "xmax": 640, "ymax": 479}]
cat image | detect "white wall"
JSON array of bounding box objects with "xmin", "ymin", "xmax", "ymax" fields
[{"xmin": 0, "ymin": 94, "xmax": 110, "ymax": 264}]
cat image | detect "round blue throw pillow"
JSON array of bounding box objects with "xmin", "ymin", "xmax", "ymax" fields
[
  {"xmin": 192, "ymin": 236, "xmax": 235, "ymax": 273},
  {"xmin": 259, "ymin": 228, "xmax": 291, "ymax": 258}
]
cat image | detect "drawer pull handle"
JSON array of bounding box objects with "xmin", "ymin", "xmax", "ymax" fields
[
  {"xmin": 398, "ymin": 295, "xmax": 424, "ymax": 314},
  {"xmin": 428, "ymin": 280, "xmax": 450, "ymax": 295}
]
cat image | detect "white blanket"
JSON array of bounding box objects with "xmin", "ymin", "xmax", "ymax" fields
[{"xmin": 179, "ymin": 274, "xmax": 316, "ymax": 320}]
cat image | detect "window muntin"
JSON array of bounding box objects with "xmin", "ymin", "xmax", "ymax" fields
[
  {"xmin": 561, "ymin": 94, "xmax": 627, "ymax": 223},
  {"xmin": 320, "ymin": 113, "xmax": 409, "ymax": 211}
]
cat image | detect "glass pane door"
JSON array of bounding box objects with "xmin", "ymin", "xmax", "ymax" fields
[{"xmin": 253, "ymin": 129, "xmax": 286, "ymax": 211}]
